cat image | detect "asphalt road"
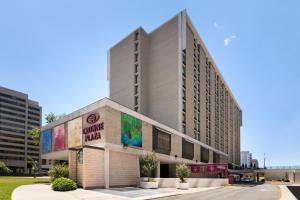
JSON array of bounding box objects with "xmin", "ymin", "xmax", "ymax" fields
[{"xmin": 157, "ymin": 184, "xmax": 280, "ymax": 200}]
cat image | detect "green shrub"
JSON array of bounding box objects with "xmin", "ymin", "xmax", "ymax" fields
[
  {"xmin": 176, "ymin": 163, "xmax": 190, "ymax": 183},
  {"xmin": 52, "ymin": 177, "xmax": 77, "ymax": 191},
  {"xmin": 48, "ymin": 163, "xmax": 69, "ymax": 182},
  {"xmin": 140, "ymin": 153, "xmax": 157, "ymax": 182},
  {"xmin": 0, "ymin": 161, "xmax": 12, "ymax": 174}
]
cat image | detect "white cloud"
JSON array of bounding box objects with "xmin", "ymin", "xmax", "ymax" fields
[
  {"xmin": 213, "ymin": 22, "xmax": 221, "ymax": 30},
  {"xmin": 224, "ymin": 35, "xmax": 237, "ymax": 46}
]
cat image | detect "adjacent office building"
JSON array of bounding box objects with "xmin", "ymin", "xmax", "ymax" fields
[
  {"xmin": 0, "ymin": 86, "xmax": 41, "ymax": 174},
  {"xmin": 241, "ymin": 151, "xmax": 252, "ymax": 168},
  {"xmin": 109, "ymin": 10, "xmax": 242, "ymax": 166}
]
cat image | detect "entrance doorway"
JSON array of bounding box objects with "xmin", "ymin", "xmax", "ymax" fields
[{"xmin": 160, "ymin": 164, "xmax": 169, "ymax": 178}]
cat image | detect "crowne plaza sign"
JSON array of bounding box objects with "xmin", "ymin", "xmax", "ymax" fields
[{"xmin": 82, "ymin": 112, "xmax": 104, "ymax": 142}]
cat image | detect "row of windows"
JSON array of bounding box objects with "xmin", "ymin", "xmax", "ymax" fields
[
  {"xmin": 0, "ymin": 155, "xmax": 24, "ymax": 160},
  {"xmin": 0, "ymin": 109, "xmax": 25, "ymax": 118},
  {"xmin": 0, "ymin": 143, "xmax": 24, "ymax": 150},
  {"xmin": 0, "ymin": 104, "xmax": 25, "ymax": 113},
  {"xmin": 28, "ymin": 111, "xmax": 40, "ymax": 117},
  {"xmin": 0, "ymin": 97, "xmax": 25, "ymax": 107},
  {"xmin": 0, "ymin": 115, "xmax": 25, "ymax": 124},
  {"xmin": 0, "ymin": 132, "xmax": 24, "ymax": 139},
  {"xmin": 134, "ymin": 31, "xmax": 140, "ymax": 112},
  {"xmin": 28, "ymin": 106, "xmax": 40, "ymax": 112},
  {"xmin": 205, "ymin": 61, "xmax": 211, "ymax": 146},
  {"xmin": 0, "ymin": 127, "xmax": 25, "ymax": 134},
  {"xmin": 0, "ymin": 138, "xmax": 25, "ymax": 144},
  {"xmin": 193, "ymin": 39, "xmax": 201, "ymax": 141},
  {"xmin": 182, "ymin": 49, "xmax": 187, "ymax": 134},
  {"xmin": 28, "ymin": 116, "xmax": 40, "ymax": 122},
  {"xmin": 0, "ymin": 121, "xmax": 26, "ymax": 129},
  {"xmin": 0, "ymin": 149, "xmax": 25, "ymax": 155},
  {"xmin": 0, "ymin": 93, "xmax": 25, "ymax": 102}
]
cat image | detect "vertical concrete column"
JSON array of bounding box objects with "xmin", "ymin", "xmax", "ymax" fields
[
  {"xmin": 104, "ymin": 149, "xmax": 110, "ymax": 189},
  {"xmin": 137, "ymin": 156, "xmax": 140, "ymax": 178},
  {"xmin": 156, "ymin": 161, "xmax": 160, "ymax": 178},
  {"xmin": 68, "ymin": 150, "xmax": 77, "ymax": 181}
]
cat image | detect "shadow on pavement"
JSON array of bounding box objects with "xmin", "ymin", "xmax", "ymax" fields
[
  {"xmin": 233, "ymin": 182, "xmax": 265, "ymax": 187},
  {"xmin": 287, "ymin": 186, "xmax": 300, "ymax": 199}
]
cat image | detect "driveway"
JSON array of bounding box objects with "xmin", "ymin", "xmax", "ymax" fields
[{"xmin": 156, "ymin": 184, "xmax": 280, "ymax": 200}]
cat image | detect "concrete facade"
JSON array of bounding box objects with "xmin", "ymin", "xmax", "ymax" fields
[
  {"xmin": 0, "ymin": 86, "xmax": 41, "ymax": 174},
  {"xmin": 108, "ymin": 10, "xmax": 242, "ymax": 166},
  {"xmin": 41, "ymin": 98, "xmax": 228, "ymax": 188}
]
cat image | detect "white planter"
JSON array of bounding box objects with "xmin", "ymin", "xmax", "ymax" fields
[
  {"xmin": 140, "ymin": 181, "xmax": 158, "ymax": 189},
  {"xmin": 177, "ymin": 182, "xmax": 189, "ymax": 190}
]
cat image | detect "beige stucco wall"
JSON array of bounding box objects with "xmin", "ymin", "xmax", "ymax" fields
[
  {"xmin": 109, "ymin": 151, "xmax": 139, "ymax": 186},
  {"xmin": 170, "ymin": 134, "xmax": 182, "ymax": 158},
  {"xmin": 82, "ymin": 148, "xmax": 105, "ymax": 188},
  {"xmin": 104, "ymin": 106, "xmax": 121, "ymax": 145},
  {"xmin": 142, "ymin": 121, "xmax": 152, "ymax": 151}
]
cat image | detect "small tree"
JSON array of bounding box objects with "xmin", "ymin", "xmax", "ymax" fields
[
  {"xmin": 0, "ymin": 161, "xmax": 12, "ymax": 175},
  {"xmin": 140, "ymin": 153, "xmax": 157, "ymax": 182},
  {"xmin": 176, "ymin": 163, "xmax": 190, "ymax": 183},
  {"xmin": 28, "ymin": 156, "xmax": 39, "ymax": 178},
  {"xmin": 45, "ymin": 112, "xmax": 58, "ymax": 123},
  {"xmin": 28, "ymin": 127, "xmax": 41, "ymax": 145},
  {"xmin": 48, "ymin": 163, "xmax": 69, "ymax": 182}
]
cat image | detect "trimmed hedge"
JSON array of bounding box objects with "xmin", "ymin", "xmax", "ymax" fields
[{"xmin": 52, "ymin": 177, "xmax": 77, "ymax": 191}]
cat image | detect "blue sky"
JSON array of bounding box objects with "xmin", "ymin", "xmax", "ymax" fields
[{"xmin": 0, "ymin": 0, "xmax": 299, "ymax": 167}]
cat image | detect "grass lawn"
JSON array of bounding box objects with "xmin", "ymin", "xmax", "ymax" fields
[{"xmin": 0, "ymin": 176, "xmax": 50, "ymax": 200}]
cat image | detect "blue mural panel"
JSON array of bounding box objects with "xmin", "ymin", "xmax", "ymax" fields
[{"xmin": 42, "ymin": 129, "xmax": 52, "ymax": 153}]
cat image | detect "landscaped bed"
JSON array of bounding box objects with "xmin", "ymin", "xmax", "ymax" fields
[{"xmin": 0, "ymin": 176, "xmax": 50, "ymax": 200}]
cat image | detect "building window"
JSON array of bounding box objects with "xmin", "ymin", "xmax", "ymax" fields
[
  {"xmin": 152, "ymin": 127, "xmax": 171, "ymax": 155},
  {"xmin": 134, "ymin": 42, "xmax": 139, "ymax": 52},
  {"xmin": 134, "ymin": 85, "xmax": 138, "ymax": 95},
  {"xmin": 134, "ymin": 31, "xmax": 139, "ymax": 41},
  {"xmin": 135, "ymin": 64, "xmax": 138, "ymax": 73},
  {"xmin": 134, "ymin": 96, "xmax": 138, "ymax": 106},
  {"xmin": 201, "ymin": 147, "xmax": 209, "ymax": 163},
  {"xmin": 182, "ymin": 139, "xmax": 194, "ymax": 160},
  {"xmin": 134, "ymin": 53, "xmax": 138, "ymax": 62},
  {"xmin": 134, "ymin": 74, "xmax": 138, "ymax": 84}
]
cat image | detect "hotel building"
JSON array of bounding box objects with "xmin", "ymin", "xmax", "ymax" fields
[
  {"xmin": 109, "ymin": 10, "xmax": 242, "ymax": 166},
  {"xmin": 0, "ymin": 86, "xmax": 41, "ymax": 174},
  {"xmin": 41, "ymin": 10, "xmax": 242, "ymax": 188}
]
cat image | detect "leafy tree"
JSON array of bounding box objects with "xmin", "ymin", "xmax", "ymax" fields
[
  {"xmin": 28, "ymin": 127, "xmax": 41, "ymax": 145},
  {"xmin": 45, "ymin": 112, "xmax": 66, "ymax": 124},
  {"xmin": 140, "ymin": 153, "xmax": 157, "ymax": 182},
  {"xmin": 45, "ymin": 112, "xmax": 58, "ymax": 123},
  {"xmin": 28, "ymin": 156, "xmax": 39, "ymax": 178},
  {"xmin": 0, "ymin": 161, "xmax": 12, "ymax": 174},
  {"xmin": 48, "ymin": 163, "xmax": 69, "ymax": 182}
]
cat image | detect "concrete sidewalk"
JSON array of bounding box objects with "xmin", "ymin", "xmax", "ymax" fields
[
  {"xmin": 12, "ymin": 184, "xmax": 220, "ymax": 200},
  {"xmin": 279, "ymin": 185, "xmax": 297, "ymax": 200}
]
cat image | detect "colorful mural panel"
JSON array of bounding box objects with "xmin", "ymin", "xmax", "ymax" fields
[
  {"xmin": 68, "ymin": 117, "xmax": 82, "ymax": 148},
  {"xmin": 53, "ymin": 124, "xmax": 65, "ymax": 151},
  {"xmin": 42, "ymin": 129, "xmax": 52, "ymax": 153},
  {"xmin": 121, "ymin": 113, "xmax": 142, "ymax": 147}
]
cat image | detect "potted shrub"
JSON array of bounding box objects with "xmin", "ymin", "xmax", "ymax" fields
[
  {"xmin": 140, "ymin": 153, "xmax": 158, "ymax": 189},
  {"xmin": 176, "ymin": 163, "xmax": 190, "ymax": 189}
]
